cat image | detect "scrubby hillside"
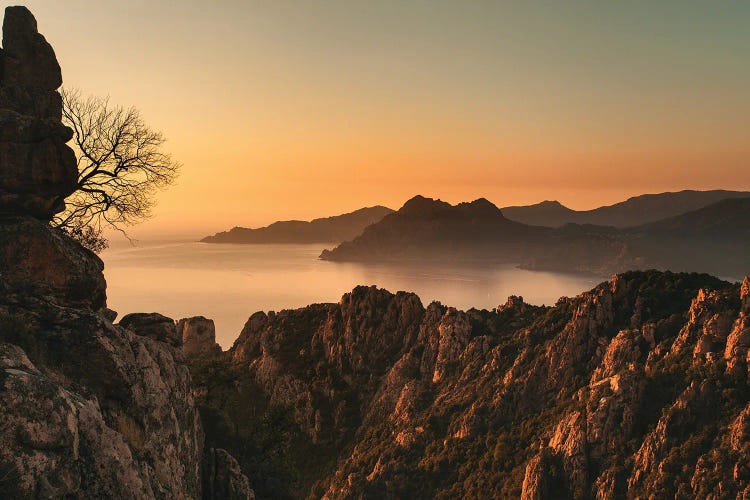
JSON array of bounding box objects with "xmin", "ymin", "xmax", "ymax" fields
[{"xmin": 191, "ymin": 271, "xmax": 750, "ymax": 499}]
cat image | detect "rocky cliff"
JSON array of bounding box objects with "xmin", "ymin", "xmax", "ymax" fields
[
  {"xmin": 3, "ymin": 6, "xmax": 748, "ymax": 500},
  {"xmin": 192, "ymin": 271, "xmax": 750, "ymax": 498},
  {"xmin": 0, "ymin": 7, "xmax": 250, "ymax": 499}
]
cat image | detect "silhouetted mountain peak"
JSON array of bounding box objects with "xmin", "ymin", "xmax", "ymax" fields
[
  {"xmin": 399, "ymin": 195, "xmax": 453, "ymax": 216},
  {"xmin": 458, "ymin": 198, "xmax": 506, "ymax": 218},
  {"xmin": 538, "ymin": 200, "xmax": 567, "ymax": 208}
]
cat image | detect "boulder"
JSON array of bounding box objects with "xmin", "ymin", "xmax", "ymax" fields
[
  {"xmin": 120, "ymin": 312, "xmax": 181, "ymax": 347},
  {"xmin": 178, "ymin": 316, "xmax": 221, "ymax": 357},
  {"xmin": 497, "ymin": 295, "xmax": 527, "ymax": 315}
]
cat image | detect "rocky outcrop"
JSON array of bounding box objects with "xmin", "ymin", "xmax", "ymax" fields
[
  {"xmin": 190, "ymin": 270, "xmax": 749, "ymax": 498},
  {"xmin": 0, "ymin": 6, "xmax": 76, "ymax": 219},
  {"xmin": 0, "ymin": 291, "xmax": 203, "ymax": 498},
  {"xmin": 725, "ymin": 277, "xmax": 750, "ymax": 377},
  {"xmin": 0, "ymin": 7, "xmax": 250, "ymax": 499},
  {"xmin": 0, "ymin": 7, "xmax": 102, "ymax": 308},
  {"xmin": 179, "ymin": 316, "xmax": 221, "ymax": 357},
  {"xmin": 0, "ymin": 216, "xmax": 106, "ymax": 307},
  {"xmin": 121, "ymin": 312, "xmax": 182, "ymax": 347}
]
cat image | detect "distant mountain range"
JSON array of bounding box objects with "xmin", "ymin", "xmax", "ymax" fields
[
  {"xmin": 625, "ymin": 197, "xmax": 750, "ymax": 272},
  {"xmin": 321, "ymin": 194, "xmax": 750, "ymax": 277},
  {"xmin": 501, "ymin": 189, "xmax": 750, "ymax": 227},
  {"xmin": 201, "ymin": 206, "xmax": 393, "ymax": 244},
  {"xmin": 319, "ymin": 195, "xmax": 546, "ymax": 263},
  {"xmin": 203, "ymin": 190, "xmax": 750, "ymax": 247}
]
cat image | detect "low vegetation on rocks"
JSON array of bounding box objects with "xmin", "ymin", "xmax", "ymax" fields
[{"xmin": 188, "ymin": 271, "xmax": 750, "ymax": 498}]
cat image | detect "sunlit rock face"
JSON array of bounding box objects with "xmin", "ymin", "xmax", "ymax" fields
[
  {"xmin": 179, "ymin": 316, "xmax": 222, "ymax": 357},
  {"xmin": 0, "ymin": 305, "xmax": 203, "ymax": 498},
  {"xmin": 190, "ymin": 271, "xmax": 749, "ymax": 498}
]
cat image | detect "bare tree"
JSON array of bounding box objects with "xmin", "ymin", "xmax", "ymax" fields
[{"xmin": 53, "ymin": 88, "xmax": 180, "ymax": 251}]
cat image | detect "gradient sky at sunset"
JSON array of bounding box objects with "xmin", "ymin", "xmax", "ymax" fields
[{"xmin": 19, "ymin": 0, "xmax": 750, "ymax": 237}]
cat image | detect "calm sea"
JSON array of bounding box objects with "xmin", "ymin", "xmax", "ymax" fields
[{"xmin": 101, "ymin": 241, "xmax": 599, "ymax": 348}]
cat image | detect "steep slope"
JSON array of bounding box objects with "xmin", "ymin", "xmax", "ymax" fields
[
  {"xmin": 201, "ymin": 206, "xmax": 393, "ymax": 244},
  {"xmin": 622, "ymin": 196, "xmax": 750, "ymax": 277},
  {"xmin": 320, "ymin": 195, "xmax": 548, "ymax": 262},
  {"xmin": 503, "ymin": 190, "xmax": 750, "ymax": 227},
  {"xmin": 0, "ymin": 8, "xmax": 250, "ymax": 499},
  {"xmin": 629, "ymin": 196, "xmax": 750, "ymax": 239},
  {"xmin": 527, "ymin": 197, "xmax": 750, "ymax": 278},
  {"xmin": 191, "ymin": 271, "xmax": 750, "ymax": 499}
]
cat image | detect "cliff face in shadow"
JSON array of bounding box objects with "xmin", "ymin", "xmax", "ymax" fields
[
  {"xmin": 321, "ymin": 195, "xmax": 750, "ymax": 278},
  {"xmin": 0, "ymin": 7, "xmax": 250, "ymax": 499},
  {"xmin": 191, "ymin": 271, "xmax": 750, "ymax": 499},
  {"xmin": 201, "ymin": 206, "xmax": 393, "ymax": 244}
]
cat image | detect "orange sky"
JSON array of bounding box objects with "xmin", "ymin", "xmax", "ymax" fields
[{"xmin": 19, "ymin": 1, "xmax": 750, "ymax": 238}]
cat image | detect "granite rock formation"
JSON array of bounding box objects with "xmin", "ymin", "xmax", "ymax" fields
[
  {"xmin": 0, "ymin": 7, "xmax": 250, "ymax": 499},
  {"xmin": 180, "ymin": 316, "xmax": 222, "ymax": 357},
  {"xmin": 192, "ymin": 271, "xmax": 750, "ymax": 498}
]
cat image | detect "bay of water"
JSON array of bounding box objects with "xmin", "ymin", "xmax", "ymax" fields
[{"xmin": 102, "ymin": 241, "xmax": 600, "ymax": 348}]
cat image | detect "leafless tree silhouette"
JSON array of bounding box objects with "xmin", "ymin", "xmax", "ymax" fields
[{"xmin": 53, "ymin": 88, "xmax": 180, "ymax": 251}]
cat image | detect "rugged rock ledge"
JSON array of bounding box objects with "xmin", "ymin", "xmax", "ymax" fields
[
  {"xmin": 192, "ymin": 271, "xmax": 750, "ymax": 498},
  {"xmin": 0, "ymin": 7, "xmax": 251, "ymax": 499}
]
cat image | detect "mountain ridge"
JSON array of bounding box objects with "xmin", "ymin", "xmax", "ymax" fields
[
  {"xmin": 320, "ymin": 195, "xmax": 551, "ymax": 262},
  {"xmin": 502, "ymin": 189, "xmax": 750, "ymax": 227},
  {"xmin": 201, "ymin": 205, "xmax": 393, "ymax": 244},
  {"xmin": 189, "ymin": 270, "xmax": 750, "ymax": 498},
  {"xmin": 322, "ymin": 194, "xmax": 750, "ymax": 278}
]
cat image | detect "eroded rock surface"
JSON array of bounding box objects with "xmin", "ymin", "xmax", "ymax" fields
[
  {"xmin": 191, "ymin": 271, "xmax": 750, "ymax": 499},
  {"xmin": 179, "ymin": 316, "xmax": 221, "ymax": 357},
  {"xmin": 0, "ymin": 6, "xmax": 250, "ymax": 499}
]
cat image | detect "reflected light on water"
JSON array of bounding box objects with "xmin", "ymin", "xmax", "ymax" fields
[{"xmin": 102, "ymin": 241, "xmax": 600, "ymax": 348}]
